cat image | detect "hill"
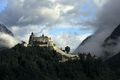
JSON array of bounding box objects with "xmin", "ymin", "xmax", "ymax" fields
[{"xmin": 0, "ymin": 44, "xmax": 114, "ymax": 80}]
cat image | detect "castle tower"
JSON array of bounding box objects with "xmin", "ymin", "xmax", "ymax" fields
[
  {"xmin": 42, "ymin": 34, "xmax": 44, "ymax": 37},
  {"xmin": 29, "ymin": 32, "xmax": 35, "ymax": 45}
]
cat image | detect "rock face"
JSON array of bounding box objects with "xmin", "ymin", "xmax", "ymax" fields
[{"xmin": 0, "ymin": 24, "xmax": 14, "ymax": 51}]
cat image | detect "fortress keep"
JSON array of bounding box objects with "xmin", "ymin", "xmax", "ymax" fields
[{"xmin": 29, "ymin": 32, "xmax": 54, "ymax": 47}]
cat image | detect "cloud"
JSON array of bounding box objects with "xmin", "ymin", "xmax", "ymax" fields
[
  {"xmin": 0, "ymin": 0, "xmax": 97, "ymax": 52},
  {"xmin": 1, "ymin": 0, "xmax": 120, "ymax": 57},
  {"xmin": 86, "ymin": 0, "xmax": 120, "ymax": 30},
  {"xmin": 74, "ymin": 29, "xmax": 111, "ymax": 56},
  {"xmin": 51, "ymin": 31, "xmax": 91, "ymax": 52},
  {"xmin": 74, "ymin": 0, "xmax": 120, "ymax": 57},
  {"xmin": 93, "ymin": 0, "xmax": 107, "ymax": 7},
  {"xmin": 18, "ymin": 27, "xmax": 90, "ymax": 53},
  {"xmin": 0, "ymin": 0, "xmax": 96, "ymax": 27},
  {"xmin": 0, "ymin": 32, "xmax": 19, "ymax": 48}
]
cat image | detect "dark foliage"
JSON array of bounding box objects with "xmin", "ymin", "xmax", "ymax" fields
[
  {"xmin": 65, "ymin": 46, "xmax": 70, "ymax": 53},
  {"xmin": 0, "ymin": 44, "xmax": 114, "ymax": 80},
  {"xmin": 106, "ymin": 52, "xmax": 120, "ymax": 79},
  {"xmin": 0, "ymin": 44, "xmax": 58, "ymax": 80}
]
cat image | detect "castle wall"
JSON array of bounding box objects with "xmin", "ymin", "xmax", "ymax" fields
[
  {"xmin": 22, "ymin": 43, "xmax": 28, "ymax": 47},
  {"xmin": 53, "ymin": 45, "xmax": 79, "ymax": 58},
  {"xmin": 32, "ymin": 37, "xmax": 49, "ymax": 43},
  {"xmin": 48, "ymin": 41, "xmax": 54, "ymax": 46},
  {"xmin": 39, "ymin": 44, "xmax": 48, "ymax": 47}
]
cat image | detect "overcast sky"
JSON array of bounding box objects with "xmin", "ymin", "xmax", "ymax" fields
[{"xmin": 0, "ymin": 0, "xmax": 120, "ymax": 53}]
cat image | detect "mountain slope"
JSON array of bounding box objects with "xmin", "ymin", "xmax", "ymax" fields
[
  {"xmin": 74, "ymin": 24, "xmax": 120, "ymax": 58},
  {"xmin": 103, "ymin": 24, "xmax": 120, "ymax": 58},
  {"xmin": 105, "ymin": 24, "xmax": 120, "ymax": 41},
  {"xmin": 103, "ymin": 24, "xmax": 120, "ymax": 47},
  {"xmin": 0, "ymin": 24, "xmax": 13, "ymax": 36},
  {"xmin": 74, "ymin": 35, "xmax": 92, "ymax": 54},
  {"xmin": 78, "ymin": 36, "xmax": 92, "ymax": 46}
]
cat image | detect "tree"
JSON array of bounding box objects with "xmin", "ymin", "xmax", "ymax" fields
[{"xmin": 65, "ymin": 46, "xmax": 70, "ymax": 53}]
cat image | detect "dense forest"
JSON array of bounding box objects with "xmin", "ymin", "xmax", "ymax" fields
[{"xmin": 0, "ymin": 44, "xmax": 118, "ymax": 80}]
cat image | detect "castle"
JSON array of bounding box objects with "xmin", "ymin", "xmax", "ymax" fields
[
  {"xmin": 23, "ymin": 32, "xmax": 79, "ymax": 62},
  {"xmin": 28, "ymin": 32, "xmax": 54, "ymax": 48}
]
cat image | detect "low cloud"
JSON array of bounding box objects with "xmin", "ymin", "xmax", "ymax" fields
[
  {"xmin": 74, "ymin": 0, "xmax": 120, "ymax": 58},
  {"xmin": 0, "ymin": 32, "xmax": 19, "ymax": 48},
  {"xmin": 74, "ymin": 25, "xmax": 119, "ymax": 57}
]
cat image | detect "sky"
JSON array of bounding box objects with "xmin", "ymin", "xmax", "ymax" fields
[{"xmin": 0, "ymin": 0, "xmax": 120, "ymax": 53}]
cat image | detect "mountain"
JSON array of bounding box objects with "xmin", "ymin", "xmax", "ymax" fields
[
  {"xmin": 0, "ymin": 24, "xmax": 13, "ymax": 36},
  {"xmin": 79, "ymin": 36, "xmax": 92, "ymax": 46},
  {"xmin": 103, "ymin": 24, "xmax": 120, "ymax": 58},
  {"xmin": 103, "ymin": 24, "xmax": 120, "ymax": 46},
  {"xmin": 74, "ymin": 24, "xmax": 120, "ymax": 59},
  {"xmin": 0, "ymin": 24, "xmax": 14, "ymax": 51},
  {"xmin": 74, "ymin": 35, "xmax": 92, "ymax": 54},
  {"xmin": 105, "ymin": 24, "xmax": 120, "ymax": 40}
]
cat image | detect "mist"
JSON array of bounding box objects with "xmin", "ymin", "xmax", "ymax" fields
[
  {"xmin": 74, "ymin": 24, "xmax": 120, "ymax": 58},
  {"xmin": 74, "ymin": 0, "xmax": 120, "ymax": 58},
  {"xmin": 0, "ymin": 32, "xmax": 19, "ymax": 48},
  {"xmin": 74, "ymin": 27, "xmax": 114, "ymax": 56}
]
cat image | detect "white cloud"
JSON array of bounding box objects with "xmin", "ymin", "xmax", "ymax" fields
[
  {"xmin": 0, "ymin": 0, "xmax": 96, "ymax": 49},
  {"xmin": 49, "ymin": 0, "xmax": 56, "ymax": 3},
  {"xmin": 0, "ymin": 0, "xmax": 95, "ymax": 27},
  {"xmin": 1, "ymin": 0, "xmax": 120, "ymax": 58},
  {"xmin": 51, "ymin": 32, "xmax": 91, "ymax": 53},
  {"xmin": 93, "ymin": 0, "xmax": 108, "ymax": 7},
  {"xmin": 0, "ymin": 32, "xmax": 19, "ymax": 48}
]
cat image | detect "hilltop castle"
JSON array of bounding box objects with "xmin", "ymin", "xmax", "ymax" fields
[
  {"xmin": 22, "ymin": 32, "xmax": 79, "ymax": 62},
  {"xmin": 28, "ymin": 32, "xmax": 54, "ymax": 48}
]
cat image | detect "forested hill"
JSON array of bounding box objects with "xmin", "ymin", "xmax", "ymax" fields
[{"xmin": 0, "ymin": 44, "xmax": 115, "ymax": 80}]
